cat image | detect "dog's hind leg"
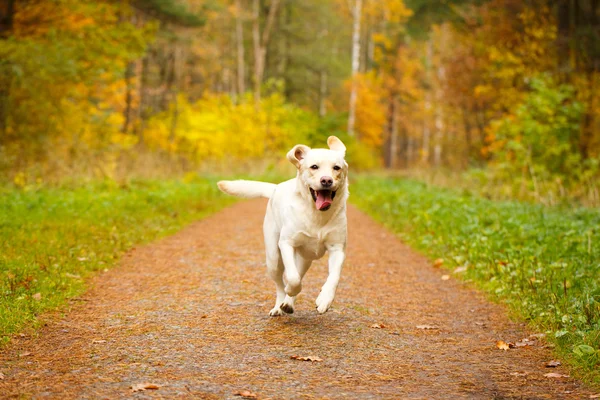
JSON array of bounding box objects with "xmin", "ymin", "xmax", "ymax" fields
[{"xmin": 280, "ymin": 255, "xmax": 312, "ymax": 314}]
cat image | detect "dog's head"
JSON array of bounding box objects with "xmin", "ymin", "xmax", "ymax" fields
[{"xmin": 287, "ymin": 136, "xmax": 348, "ymax": 212}]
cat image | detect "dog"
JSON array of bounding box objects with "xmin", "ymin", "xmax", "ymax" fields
[{"xmin": 217, "ymin": 136, "xmax": 349, "ymax": 316}]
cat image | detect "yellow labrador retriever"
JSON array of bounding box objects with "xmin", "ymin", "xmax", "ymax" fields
[{"xmin": 218, "ymin": 136, "xmax": 348, "ymax": 316}]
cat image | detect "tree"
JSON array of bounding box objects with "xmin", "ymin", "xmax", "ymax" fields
[
  {"xmin": 347, "ymin": 0, "xmax": 362, "ymax": 136},
  {"xmin": 252, "ymin": 0, "xmax": 280, "ymax": 104},
  {"xmin": 0, "ymin": 0, "xmax": 14, "ymax": 137}
]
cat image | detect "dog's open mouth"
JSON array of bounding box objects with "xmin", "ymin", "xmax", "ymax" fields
[{"xmin": 310, "ymin": 188, "xmax": 336, "ymax": 211}]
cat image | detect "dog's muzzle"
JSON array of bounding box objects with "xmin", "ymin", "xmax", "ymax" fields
[{"xmin": 310, "ymin": 188, "xmax": 337, "ymax": 211}]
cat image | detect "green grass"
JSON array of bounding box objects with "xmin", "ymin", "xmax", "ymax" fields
[
  {"xmin": 351, "ymin": 176, "xmax": 600, "ymax": 384},
  {"xmin": 0, "ymin": 177, "xmax": 233, "ymax": 343}
]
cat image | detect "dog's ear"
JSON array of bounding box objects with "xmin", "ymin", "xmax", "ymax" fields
[
  {"xmin": 287, "ymin": 144, "xmax": 311, "ymax": 168},
  {"xmin": 327, "ymin": 136, "xmax": 346, "ymax": 154}
]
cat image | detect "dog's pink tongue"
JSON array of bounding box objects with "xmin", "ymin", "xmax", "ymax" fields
[{"xmin": 315, "ymin": 191, "xmax": 333, "ymax": 210}]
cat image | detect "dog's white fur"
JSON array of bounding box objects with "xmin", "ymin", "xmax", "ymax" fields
[{"xmin": 217, "ymin": 136, "xmax": 348, "ymax": 316}]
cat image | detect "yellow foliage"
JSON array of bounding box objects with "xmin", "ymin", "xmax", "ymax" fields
[
  {"xmin": 143, "ymin": 93, "xmax": 318, "ymax": 162},
  {"xmin": 349, "ymin": 72, "xmax": 387, "ymax": 149}
]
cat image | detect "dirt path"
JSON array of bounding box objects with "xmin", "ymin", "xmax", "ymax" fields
[{"xmin": 1, "ymin": 200, "xmax": 596, "ymax": 399}]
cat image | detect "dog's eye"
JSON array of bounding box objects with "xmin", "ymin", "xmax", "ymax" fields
[
  {"xmin": 310, "ymin": 165, "xmax": 319, "ymax": 170},
  {"xmin": 333, "ymin": 165, "xmax": 341, "ymax": 171}
]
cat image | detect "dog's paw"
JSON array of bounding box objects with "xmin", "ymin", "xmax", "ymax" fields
[
  {"xmin": 315, "ymin": 290, "xmax": 334, "ymax": 314},
  {"xmin": 279, "ymin": 301, "xmax": 294, "ymax": 314},
  {"xmin": 269, "ymin": 307, "xmax": 285, "ymax": 317}
]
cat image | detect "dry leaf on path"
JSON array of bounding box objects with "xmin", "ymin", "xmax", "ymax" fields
[
  {"xmin": 0, "ymin": 372, "xmax": 5, "ymax": 380},
  {"xmin": 370, "ymin": 323, "xmax": 385, "ymax": 329},
  {"xmin": 131, "ymin": 383, "xmax": 160, "ymax": 392},
  {"xmin": 290, "ymin": 355, "xmax": 322, "ymax": 362},
  {"xmin": 510, "ymin": 371, "xmax": 528, "ymax": 377},
  {"xmin": 416, "ymin": 325, "xmax": 438, "ymax": 330},
  {"xmin": 514, "ymin": 339, "xmax": 535, "ymax": 347},
  {"xmin": 433, "ymin": 258, "xmax": 444, "ymax": 268},
  {"xmin": 496, "ymin": 341, "xmax": 514, "ymax": 350},
  {"xmin": 543, "ymin": 373, "xmax": 568, "ymax": 379},
  {"xmin": 19, "ymin": 352, "xmax": 32, "ymax": 357},
  {"xmin": 234, "ymin": 390, "xmax": 258, "ymax": 399},
  {"xmin": 589, "ymin": 394, "xmax": 600, "ymax": 399},
  {"xmin": 545, "ymin": 360, "xmax": 561, "ymax": 368},
  {"xmin": 441, "ymin": 275, "xmax": 450, "ymax": 281},
  {"xmin": 92, "ymin": 339, "xmax": 107, "ymax": 344}
]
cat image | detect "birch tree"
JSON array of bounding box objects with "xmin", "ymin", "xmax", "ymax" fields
[
  {"xmin": 235, "ymin": 0, "xmax": 246, "ymax": 97},
  {"xmin": 347, "ymin": 0, "xmax": 362, "ymax": 136},
  {"xmin": 252, "ymin": 0, "xmax": 281, "ymax": 104}
]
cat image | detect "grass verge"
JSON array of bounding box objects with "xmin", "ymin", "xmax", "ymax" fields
[
  {"xmin": 351, "ymin": 176, "xmax": 600, "ymax": 384},
  {"xmin": 0, "ymin": 177, "xmax": 233, "ymax": 344}
]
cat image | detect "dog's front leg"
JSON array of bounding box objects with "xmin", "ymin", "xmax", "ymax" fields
[
  {"xmin": 278, "ymin": 241, "xmax": 302, "ymax": 296},
  {"xmin": 316, "ymin": 243, "xmax": 345, "ymax": 314}
]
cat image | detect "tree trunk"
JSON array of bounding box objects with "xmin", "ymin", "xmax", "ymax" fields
[
  {"xmin": 433, "ymin": 104, "xmax": 443, "ymax": 168},
  {"xmin": 235, "ymin": 0, "xmax": 246, "ymax": 97},
  {"xmin": 122, "ymin": 61, "xmax": 136, "ymax": 134},
  {"xmin": 319, "ymin": 70, "xmax": 327, "ymax": 117},
  {"xmin": 406, "ymin": 136, "xmax": 414, "ymax": 167},
  {"xmin": 252, "ymin": 0, "xmax": 281, "ymax": 105},
  {"xmin": 385, "ymin": 95, "xmax": 399, "ymax": 168},
  {"xmin": 347, "ymin": 0, "xmax": 362, "ymax": 137},
  {"xmin": 421, "ymin": 40, "xmax": 433, "ymax": 164},
  {"xmin": 138, "ymin": 55, "xmax": 150, "ymax": 146},
  {"xmin": 0, "ymin": 0, "xmax": 15, "ymax": 138}
]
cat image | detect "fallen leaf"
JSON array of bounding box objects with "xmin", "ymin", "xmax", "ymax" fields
[
  {"xmin": 290, "ymin": 355, "xmax": 322, "ymax": 362},
  {"xmin": 496, "ymin": 341, "xmax": 514, "ymax": 350},
  {"xmin": 433, "ymin": 258, "xmax": 444, "ymax": 268},
  {"xmin": 234, "ymin": 390, "xmax": 258, "ymax": 399},
  {"xmin": 545, "ymin": 360, "xmax": 561, "ymax": 368},
  {"xmin": 530, "ymin": 333, "xmax": 546, "ymax": 339},
  {"xmin": 0, "ymin": 372, "xmax": 5, "ymax": 380},
  {"xmin": 510, "ymin": 371, "xmax": 528, "ymax": 377},
  {"xmin": 589, "ymin": 394, "xmax": 600, "ymax": 399},
  {"xmin": 544, "ymin": 373, "xmax": 568, "ymax": 379},
  {"xmin": 514, "ymin": 338, "xmax": 535, "ymax": 347},
  {"xmin": 131, "ymin": 383, "xmax": 160, "ymax": 392},
  {"xmin": 92, "ymin": 339, "xmax": 107, "ymax": 344},
  {"xmin": 65, "ymin": 273, "xmax": 82, "ymax": 279},
  {"xmin": 370, "ymin": 323, "xmax": 385, "ymax": 329},
  {"xmin": 77, "ymin": 257, "xmax": 88, "ymax": 261},
  {"xmin": 19, "ymin": 352, "xmax": 32, "ymax": 357},
  {"xmin": 453, "ymin": 266, "xmax": 468, "ymax": 274},
  {"xmin": 32, "ymin": 293, "xmax": 42, "ymax": 301},
  {"xmin": 441, "ymin": 275, "xmax": 450, "ymax": 281},
  {"xmin": 416, "ymin": 325, "xmax": 438, "ymax": 330}
]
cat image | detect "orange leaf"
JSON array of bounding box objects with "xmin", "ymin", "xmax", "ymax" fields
[
  {"xmin": 234, "ymin": 390, "xmax": 258, "ymax": 398},
  {"xmin": 290, "ymin": 355, "xmax": 322, "ymax": 362},
  {"xmin": 496, "ymin": 341, "xmax": 514, "ymax": 350},
  {"xmin": 416, "ymin": 325, "xmax": 438, "ymax": 330},
  {"xmin": 131, "ymin": 383, "xmax": 160, "ymax": 392}
]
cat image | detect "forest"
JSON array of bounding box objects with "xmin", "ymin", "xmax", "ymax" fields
[{"xmin": 1, "ymin": 0, "xmax": 599, "ymax": 205}]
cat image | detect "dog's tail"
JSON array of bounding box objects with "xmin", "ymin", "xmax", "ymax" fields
[{"xmin": 217, "ymin": 180, "xmax": 276, "ymax": 199}]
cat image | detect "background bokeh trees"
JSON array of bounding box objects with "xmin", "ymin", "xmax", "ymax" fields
[{"xmin": 1, "ymin": 0, "xmax": 599, "ymax": 204}]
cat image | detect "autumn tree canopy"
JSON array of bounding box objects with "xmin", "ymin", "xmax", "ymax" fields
[{"xmin": 1, "ymin": 0, "xmax": 598, "ymax": 204}]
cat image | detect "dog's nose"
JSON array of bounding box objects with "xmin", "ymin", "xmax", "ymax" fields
[{"xmin": 320, "ymin": 176, "xmax": 333, "ymax": 187}]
